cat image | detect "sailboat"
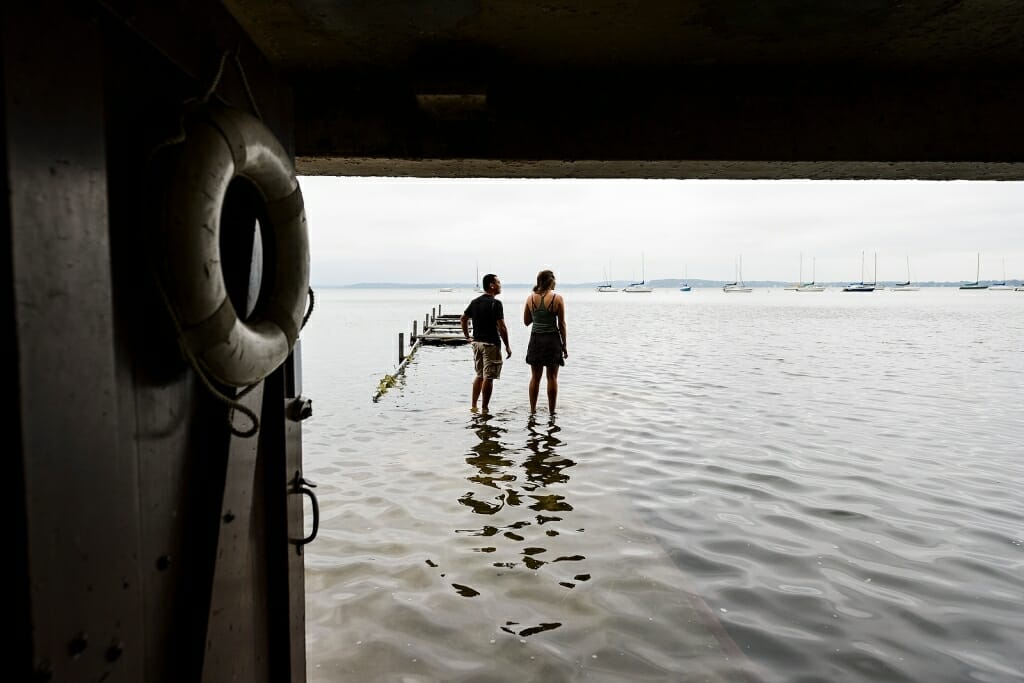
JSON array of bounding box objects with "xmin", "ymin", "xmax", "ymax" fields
[
  {"xmin": 722, "ymin": 255, "xmax": 752, "ymax": 292},
  {"xmin": 679, "ymin": 264, "xmax": 691, "ymax": 292},
  {"xmin": 473, "ymin": 263, "xmax": 483, "ymax": 292},
  {"xmin": 623, "ymin": 253, "xmax": 653, "ymax": 292},
  {"xmin": 843, "ymin": 251, "xmax": 876, "ymax": 292},
  {"xmin": 959, "ymin": 253, "xmax": 988, "ymax": 289},
  {"xmin": 889, "ymin": 255, "xmax": 920, "ymax": 291},
  {"xmin": 597, "ymin": 262, "xmax": 617, "ymax": 292},
  {"xmin": 989, "ymin": 258, "xmax": 1013, "ymax": 290},
  {"xmin": 796, "ymin": 256, "xmax": 825, "ymax": 292}
]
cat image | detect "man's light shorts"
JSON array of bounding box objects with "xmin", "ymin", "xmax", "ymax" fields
[{"xmin": 472, "ymin": 341, "xmax": 503, "ymax": 379}]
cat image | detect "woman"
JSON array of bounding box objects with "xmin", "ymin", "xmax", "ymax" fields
[{"xmin": 523, "ymin": 269, "xmax": 568, "ymax": 414}]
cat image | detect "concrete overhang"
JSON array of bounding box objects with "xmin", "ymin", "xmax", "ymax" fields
[{"xmin": 219, "ymin": 1, "xmax": 1024, "ymax": 179}]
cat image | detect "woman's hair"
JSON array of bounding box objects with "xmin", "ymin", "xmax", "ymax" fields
[{"xmin": 533, "ymin": 269, "xmax": 556, "ymax": 293}]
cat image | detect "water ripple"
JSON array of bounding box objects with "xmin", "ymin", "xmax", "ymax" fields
[{"xmin": 302, "ymin": 288, "xmax": 1024, "ymax": 683}]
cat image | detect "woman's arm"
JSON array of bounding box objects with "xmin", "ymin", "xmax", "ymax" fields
[
  {"xmin": 556, "ymin": 296, "xmax": 568, "ymax": 357},
  {"xmin": 523, "ymin": 296, "xmax": 533, "ymax": 326}
]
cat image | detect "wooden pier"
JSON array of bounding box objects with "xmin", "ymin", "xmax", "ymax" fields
[
  {"xmin": 416, "ymin": 313, "xmax": 469, "ymax": 346},
  {"xmin": 373, "ymin": 304, "xmax": 469, "ymax": 401}
]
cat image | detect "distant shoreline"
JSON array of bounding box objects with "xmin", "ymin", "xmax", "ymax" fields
[{"xmin": 314, "ymin": 280, "xmax": 1023, "ymax": 290}]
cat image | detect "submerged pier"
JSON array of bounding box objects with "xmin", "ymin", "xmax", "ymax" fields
[
  {"xmin": 373, "ymin": 305, "xmax": 470, "ymax": 401},
  {"xmin": 416, "ymin": 312, "xmax": 469, "ymax": 346}
]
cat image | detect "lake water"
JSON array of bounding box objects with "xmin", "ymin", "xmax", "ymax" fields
[{"xmin": 299, "ymin": 286, "xmax": 1023, "ymax": 683}]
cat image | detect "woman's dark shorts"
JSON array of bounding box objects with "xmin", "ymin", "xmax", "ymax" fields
[{"xmin": 526, "ymin": 332, "xmax": 564, "ymax": 367}]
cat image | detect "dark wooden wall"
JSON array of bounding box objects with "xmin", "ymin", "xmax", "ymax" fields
[{"xmin": 4, "ymin": 2, "xmax": 308, "ymax": 680}]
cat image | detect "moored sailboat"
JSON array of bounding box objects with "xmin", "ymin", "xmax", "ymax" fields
[
  {"xmin": 989, "ymin": 258, "xmax": 1013, "ymax": 290},
  {"xmin": 623, "ymin": 253, "xmax": 653, "ymax": 292},
  {"xmin": 722, "ymin": 255, "xmax": 752, "ymax": 292},
  {"xmin": 795, "ymin": 256, "xmax": 824, "ymax": 292},
  {"xmin": 473, "ymin": 263, "xmax": 483, "ymax": 292},
  {"xmin": 959, "ymin": 252, "xmax": 988, "ymax": 289},
  {"xmin": 890, "ymin": 255, "xmax": 920, "ymax": 291},
  {"xmin": 843, "ymin": 251, "xmax": 876, "ymax": 292},
  {"xmin": 597, "ymin": 262, "xmax": 617, "ymax": 292}
]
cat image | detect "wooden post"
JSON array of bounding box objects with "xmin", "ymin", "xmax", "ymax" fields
[
  {"xmin": 431, "ymin": 307, "xmax": 435, "ymax": 323},
  {"xmin": 399, "ymin": 333, "xmax": 404, "ymax": 363},
  {"xmin": 412, "ymin": 320, "xmax": 417, "ymax": 342},
  {"xmin": 424, "ymin": 314, "xmax": 429, "ymax": 332}
]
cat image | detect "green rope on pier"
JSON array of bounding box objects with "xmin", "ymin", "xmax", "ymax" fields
[
  {"xmin": 372, "ymin": 340, "xmax": 420, "ymax": 402},
  {"xmin": 376, "ymin": 373, "xmax": 397, "ymax": 395}
]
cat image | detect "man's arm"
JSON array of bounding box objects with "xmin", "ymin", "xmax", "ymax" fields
[
  {"xmin": 460, "ymin": 312, "xmax": 471, "ymax": 341},
  {"xmin": 497, "ymin": 319, "xmax": 511, "ymax": 358}
]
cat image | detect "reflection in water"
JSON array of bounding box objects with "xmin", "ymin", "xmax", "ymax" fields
[
  {"xmin": 451, "ymin": 413, "xmax": 587, "ymax": 637},
  {"xmin": 460, "ymin": 413, "xmax": 515, "ymax": 514}
]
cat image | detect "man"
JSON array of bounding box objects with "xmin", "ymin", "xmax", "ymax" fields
[{"xmin": 460, "ymin": 273, "xmax": 512, "ymax": 412}]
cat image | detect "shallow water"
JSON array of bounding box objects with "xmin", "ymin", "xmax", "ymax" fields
[{"xmin": 300, "ymin": 287, "xmax": 1024, "ymax": 682}]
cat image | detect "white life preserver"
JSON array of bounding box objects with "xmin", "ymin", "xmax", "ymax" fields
[{"xmin": 156, "ymin": 104, "xmax": 309, "ymax": 388}]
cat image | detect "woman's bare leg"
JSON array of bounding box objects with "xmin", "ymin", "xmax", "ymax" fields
[
  {"xmin": 545, "ymin": 365, "xmax": 560, "ymax": 413},
  {"xmin": 528, "ymin": 365, "xmax": 544, "ymax": 413}
]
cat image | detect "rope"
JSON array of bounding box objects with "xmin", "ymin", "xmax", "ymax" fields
[
  {"xmin": 151, "ymin": 273, "xmax": 261, "ymax": 437},
  {"xmin": 200, "ymin": 50, "xmax": 230, "ymax": 104},
  {"xmin": 232, "ymin": 49, "xmax": 263, "ymax": 121},
  {"xmin": 197, "ymin": 48, "xmax": 262, "ymax": 120},
  {"xmin": 144, "ymin": 48, "xmax": 229, "ymax": 165},
  {"xmin": 302, "ymin": 286, "xmax": 315, "ymax": 330}
]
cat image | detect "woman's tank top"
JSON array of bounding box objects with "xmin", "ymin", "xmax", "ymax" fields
[{"xmin": 531, "ymin": 293, "xmax": 558, "ymax": 334}]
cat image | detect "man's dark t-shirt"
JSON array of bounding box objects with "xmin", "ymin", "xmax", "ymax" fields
[{"xmin": 464, "ymin": 295, "xmax": 504, "ymax": 345}]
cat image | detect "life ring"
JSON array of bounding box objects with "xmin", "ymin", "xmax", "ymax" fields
[{"xmin": 156, "ymin": 104, "xmax": 309, "ymax": 388}]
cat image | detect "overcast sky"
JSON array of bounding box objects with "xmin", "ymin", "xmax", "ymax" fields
[{"xmin": 299, "ymin": 177, "xmax": 1024, "ymax": 286}]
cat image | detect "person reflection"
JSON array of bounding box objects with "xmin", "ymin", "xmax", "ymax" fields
[
  {"xmin": 454, "ymin": 413, "xmax": 588, "ymax": 633},
  {"xmin": 522, "ymin": 415, "xmax": 573, "ymax": 493},
  {"xmin": 460, "ymin": 412, "xmax": 515, "ymax": 514}
]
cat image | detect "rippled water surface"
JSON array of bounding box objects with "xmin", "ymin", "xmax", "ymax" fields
[{"xmin": 300, "ymin": 287, "xmax": 1023, "ymax": 682}]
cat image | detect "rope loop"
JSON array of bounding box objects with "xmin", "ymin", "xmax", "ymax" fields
[{"xmin": 302, "ymin": 286, "xmax": 315, "ymax": 330}]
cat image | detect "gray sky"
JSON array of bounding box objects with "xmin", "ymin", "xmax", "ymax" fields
[{"xmin": 299, "ymin": 177, "xmax": 1024, "ymax": 285}]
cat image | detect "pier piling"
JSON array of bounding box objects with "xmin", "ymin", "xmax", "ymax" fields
[{"xmin": 373, "ymin": 303, "xmax": 471, "ymax": 402}]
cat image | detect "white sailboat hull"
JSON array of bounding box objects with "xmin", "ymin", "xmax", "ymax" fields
[{"xmin": 624, "ymin": 253, "xmax": 653, "ymax": 291}]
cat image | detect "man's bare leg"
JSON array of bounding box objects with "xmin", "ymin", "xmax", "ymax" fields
[
  {"xmin": 471, "ymin": 376, "xmax": 483, "ymax": 410},
  {"xmin": 481, "ymin": 378, "xmax": 494, "ymax": 412}
]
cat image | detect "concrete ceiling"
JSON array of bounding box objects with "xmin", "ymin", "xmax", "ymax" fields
[
  {"xmin": 219, "ymin": 1, "xmax": 1024, "ymax": 179},
  {"xmin": 224, "ymin": 1, "xmax": 1024, "ymax": 73}
]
